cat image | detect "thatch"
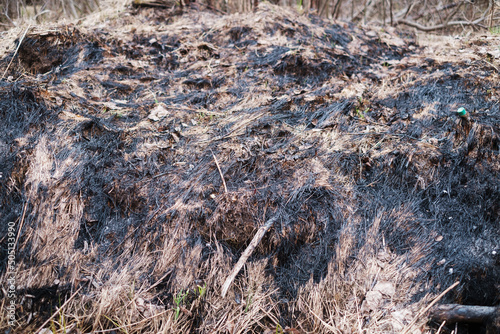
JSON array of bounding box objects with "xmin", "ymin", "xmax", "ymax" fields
[{"xmin": 0, "ymin": 3, "xmax": 499, "ymax": 333}]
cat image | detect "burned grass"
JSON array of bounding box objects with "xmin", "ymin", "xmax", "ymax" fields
[{"xmin": 0, "ymin": 3, "xmax": 499, "ymax": 333}]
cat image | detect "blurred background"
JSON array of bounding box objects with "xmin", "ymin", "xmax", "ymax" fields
[{"xmin": 0, "ymin": 0, "xmax": 499, "ymax": 34}]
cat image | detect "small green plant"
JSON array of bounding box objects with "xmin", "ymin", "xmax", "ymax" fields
[
  {"xmin": 275, "ymin": 324, "xmax": 284, "ymax": 334},
  {"xmin": 244, "ymin": 293, "xmax": 253, "ymax": 313},
  {"xmin": 489, "ymin": 26, "xmax": 500, "ymax": 35},
  {"xmin": 60, "ymin": 312, "xmax": 67, "ymax": 334},
  {"xmin": 49, "ymin": 295, "xmax": 68, "ymax": 333},
  {"xmin": 174, "ymin": 290, "xmax": 189, "ymax": 320},
  {"xmin": 110, "ymin": 111, "xmax": 124, "ymax": 119},
  {"xmin": 196, "ymin": 283, "xmax": 207, "ymax": 298},
  {"xmin": 356, "ymin": 107, "xmax": 369, "ymax": 119},
  {"xmin": 50, "ymin": 319, "xmax": 57, "ymax": 333},
  {"xmin": 150, "ymin": 90, "xmax": 159, "ymax": 104}
]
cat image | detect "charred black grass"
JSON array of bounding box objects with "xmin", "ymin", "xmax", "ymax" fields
[{"xmin": 0, "ymin": 3, "xmax": 499, "ymax": 333}]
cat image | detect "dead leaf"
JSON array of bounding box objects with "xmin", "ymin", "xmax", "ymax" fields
[
  {"xmin": 373, "ymin": 281, "xmax": 396, "ymax": 298},
  {"xmin": 148, "ymin": 103, "xmax": 169, "ymax": 121},
  {"xmin": 361, "ymin": 290, "xmax": 383, "ymax": 312}
]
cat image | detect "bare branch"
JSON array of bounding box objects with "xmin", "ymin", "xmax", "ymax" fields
[{"xmin": 396, "ymin": 0, "xmax": 493, "ymax": 32}]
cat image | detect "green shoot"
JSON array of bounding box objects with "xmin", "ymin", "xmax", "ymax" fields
[
  {"xmin": 174, "ymin": 290, "xmax": 189, "ymax": 320},
  {"xmin": 197, "ymin": 283, "xmax": 207, "ymax": 298},
  {"xmin": 356, "ymin": 107, "xmax": 369, "ymax": 119},
  {"xmin": 244, "ymin": 293, "xmax": 253, "ymax": 313},
  {"xmin": 489, "ymin": 26, "xmax": 500, "ymax": 35}
]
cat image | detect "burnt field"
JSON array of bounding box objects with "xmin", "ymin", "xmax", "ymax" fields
[{"xmin": 0, "ymin": 3, "xmax": 499, "ymax": 333}]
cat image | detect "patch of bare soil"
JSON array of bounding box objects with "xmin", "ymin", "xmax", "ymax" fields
[{"xmin": 0, "ymin": 4, "xmax": 499, "ymax": 333}]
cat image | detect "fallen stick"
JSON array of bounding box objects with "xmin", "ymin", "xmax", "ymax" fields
[
  {"xmin": 430, "ymin": 304, "xmax": 498, "ymax": 323},
  {"xmin": 221, "ymin": 216, "xmax": 278, "ymax": 298}
]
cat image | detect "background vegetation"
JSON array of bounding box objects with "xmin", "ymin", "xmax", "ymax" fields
[
  {"xmin": 0, "ymin": 0, "xmax": 100, "ymax": 26},
  {"xmin": 0, "ymin": 0, "xmax": 499, "ymax": 33}
]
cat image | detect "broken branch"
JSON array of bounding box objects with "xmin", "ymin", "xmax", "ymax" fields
[{"xmin": 396, "ymin": 0, "xmax": 493, "ymax": 32}]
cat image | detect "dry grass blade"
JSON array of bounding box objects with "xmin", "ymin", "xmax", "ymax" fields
[
  {"xmin": 93, "ymin": 310, "xmax": 170, "ymax": 333},
  {"xmin": 13, "ymin": 200, "xmax": 28, "ymax": 249},
  {"xmin": 34, "ymin": 286, "xmax": 82, "ymax": 334},
  {"xmin": 402, "ymin": 281, "xmax": 460, "ymax": 334},
  {"xmin": 1, "ymin": 24, "xmax": 30, "ymax": 80},
  {"xmin": 436, "ymin": 320, "xmax": 447, "ymax": 334},
  {"xmin": 305, "ymin": 300, "xmax": 340, "ymax": 334},
  {"xmin": 211, "ymin": 149, "xmax": 228, "ymax": 193}
]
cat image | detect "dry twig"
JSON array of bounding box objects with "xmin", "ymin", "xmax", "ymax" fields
[{"xmin": 221, "ymin": 216, "xmax": 278, "ymax": 298}]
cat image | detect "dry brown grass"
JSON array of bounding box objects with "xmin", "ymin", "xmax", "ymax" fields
[
  {"xmin": 0, "ymin": 2, "xmax": 499, "ymax": 334},
  {"xmin": 0, "ymin": 0, "xmax": 100, "ymax": 26}
]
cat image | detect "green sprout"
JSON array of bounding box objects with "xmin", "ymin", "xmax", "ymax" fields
[
  {"xmin": 489, "ymin": 26, "xmax": 500, "ymax": 35},
  {"xmin": 103, "ymin": 315, "xmax": 127, "ymax": 333},
  {"xmin": 196, "ymin": 283, "xmax": 207, "ymax": 299},
  {"xmin": 150, "ymin": 90, "xmax": 159, "ymax": 104},
  {"xmin": 244, "ymin": 293, "xmax": 253, "ymax": 313},
  {"xmin": 356, "ymin": 107, "xmax": 369, "ymax": 119},
  {"xmin": 174, "ymin": 290, "xmax": 189, "ymax": 320}
]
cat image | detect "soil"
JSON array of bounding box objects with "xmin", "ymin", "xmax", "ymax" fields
[{"xmin": 0, "ymin": 3, "xmax": 499, "ymax": 334}]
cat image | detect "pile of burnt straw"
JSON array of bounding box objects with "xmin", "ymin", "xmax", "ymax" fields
[{"xmin": 0, "ymin": 3, "xmax": 499, "ymax": 333}]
